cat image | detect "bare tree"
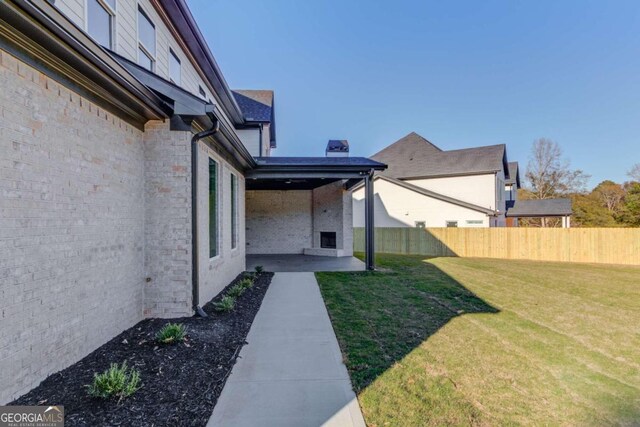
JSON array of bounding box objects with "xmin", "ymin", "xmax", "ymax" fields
[
  {"xmin": 525, "ymin": 138, "xmax": 589, "ymax": 227},
  {"xmin": 526, "ymin": 138, "xmax": 589, "ymax": 198},
  {"xmin": 629, "ymin": 163, "xmax": 640, "ymax": 182},
  {"xmin": 592, "ymin": 180, "xmax": 625, "ymax": 213}
]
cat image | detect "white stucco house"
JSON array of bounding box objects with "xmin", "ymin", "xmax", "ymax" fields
[
  {"xmin": 0, "ymin": 0, "xmax": 384, "ymax": 403},
  {"xmin": 353, "ymin": 132, "xmax": 521, "ymax": 228}
]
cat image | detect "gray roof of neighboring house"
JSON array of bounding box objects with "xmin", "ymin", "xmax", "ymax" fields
[
  {"xmin": 351, "ymin": 175, "xmax": 496, "ymax": 215},
  {"xmin": 506, "ymin": 161, "xmax": 521, "ymax": 187},
  {"xmin": 326, "ymin": 140, "xmax": 349, "ymax": 153},
  {"xmin": 505, "ymin": 199, "xmax": 572, "ymax": 217},
  {"xmin": 370, "ymin": 132, "xmax": 508, "ymax": 179}
]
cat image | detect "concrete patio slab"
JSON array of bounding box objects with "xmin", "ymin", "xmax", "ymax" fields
[
  {"xmin": 208, "ymin": 272, "xmax": 365, "ymax": 427},
  {"xmin": 246, "ymin": 254, "xmax": 365, "ymax": 272}
]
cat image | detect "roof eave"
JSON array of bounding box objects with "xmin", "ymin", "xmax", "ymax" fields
[{"xmin": 161, "ymin": 0, "xmax": 245, "ymax": 125}]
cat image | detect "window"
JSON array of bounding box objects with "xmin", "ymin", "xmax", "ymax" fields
[
  {"xmin": 446, "ymin": 221, "xmax": 458, "ymax": 228},
  {"xmin": 169, "ymin": 49, "xmax": 181, "ymax": 84},
  {"xmin": 209, "ymin": 159, "xmax": 218, "ymax": 258},
  {"xmin": 198, "ymin": 85, "xmax": 206, "ymax": 99},
  {"xmin": 466, "ymin": 220, "xmax": 483, "ymax": 225},
  {"xmin": 415, "ymin": 221, "xmax": 426, "ymax": 229},
  {"xmin": 137, "ymin": 6, "xmax": 155, "ymax": 71},
  {"xmin": 230, "ymin": 173, "xmax": 238, "ymax": 249},
  {"xmin": 87, "ymin": 0, "xmax": 115, "ymax": 48}
]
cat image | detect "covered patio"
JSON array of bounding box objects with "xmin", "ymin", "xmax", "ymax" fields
[
  {"xmin": 506, "ymin": 198, "xmax": 573, "ymax": 228},
  {"xmin": 245, "ymin": 157, "xmax": 386, "ymax": 270}
]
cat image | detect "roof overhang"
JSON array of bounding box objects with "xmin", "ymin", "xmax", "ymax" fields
[
  {"xmin": 159, "ymin": 0, "xmax": 245, "ymax": 124},
  {"xmin": 0, "ymin": 0, "xmax": 170, "ymax": 128},
  {"xmin": 246, "ymin": 157, "xmax": 387, "ymax": 190},
  {"xmin": 111, "ymin": 53, "xmax": 256, "ymax": 169}
]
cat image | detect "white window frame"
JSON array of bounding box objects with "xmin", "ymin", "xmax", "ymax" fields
[
  {"xmin": 85, "ymin": 0, "xmax": 116, "ymax": 49},
  {"xmin": 137, "ymin": 5, "xmax": 156, "ymax": 72}
]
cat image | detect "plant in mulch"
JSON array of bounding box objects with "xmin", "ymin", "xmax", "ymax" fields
[
  {"xmin": 11, "ymin": 272, "xmax": 274, "ymax": 426},
  {"xmin": 155, "ymin": 323, "xmax": 186, "ymax": 345},
  {"xmin": 227, "ymin": 283, "xmax": 246, "ymax": 298},
  {"xmin": 239, "ymin": 277, "xmax": 254, "ymax": 289},
  {"xmin": 88, "ymin": 362, "xmax": 141, "ymax": 400},
  {"xmin": 255, "ymin": 265, "xmax": 264, "ymax": 274},
  {"xmin": 213, "ymin": 295, "xmax": 236, "ymax": 312}
]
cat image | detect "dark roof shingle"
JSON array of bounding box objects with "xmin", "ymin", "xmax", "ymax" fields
[
  {"xmin": 506, "ymin": 199, "xmax": 572, "ymax": 217},
  {"xmin": 232, "ymin": 90, "xmax": 273, "ymax": 122},
  {"xmin": 371, "ymin": 132, "xmax": 507, "ymax": 179}
]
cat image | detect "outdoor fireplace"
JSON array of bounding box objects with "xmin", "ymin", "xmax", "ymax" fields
[{"xmin": 320, "ymin": 232, "xmax": 337, "ymax": 249}]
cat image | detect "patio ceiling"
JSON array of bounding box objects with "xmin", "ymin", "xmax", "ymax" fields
[{"xmin": 245, "ymin": 156, "xmax": 387, "ymax": 190}]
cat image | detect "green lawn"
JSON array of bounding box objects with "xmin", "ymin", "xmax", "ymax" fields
[{"xmin": 316, "ymin": 254, "xmax": 640, "ymax": 426}]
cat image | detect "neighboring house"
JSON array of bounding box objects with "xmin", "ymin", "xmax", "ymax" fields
[
  {"xmin": 353, "ymin": 132, "xmax": 518, "ymax": 228},
  {"xmin": 0, "ymin": 0, "xmax": 384, "ymax": 403}
]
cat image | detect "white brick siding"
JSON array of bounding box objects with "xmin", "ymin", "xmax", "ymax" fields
[
  {"xmin": 0, "ymin": 50, "xmax": 246, "ymax": 403},
  {"xmin": 0, "ymin": 49, "xmax": 145, "ymax": 403}
]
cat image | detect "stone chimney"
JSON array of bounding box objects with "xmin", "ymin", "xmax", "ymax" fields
[{"xmin": 325, "ymin": 140, "xmax": 349, "ymax": 157}]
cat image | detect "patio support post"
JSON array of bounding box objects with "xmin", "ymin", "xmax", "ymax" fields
[{"xmin": 364, "ymin": 171, "xmax": 375, "ymax": 270}]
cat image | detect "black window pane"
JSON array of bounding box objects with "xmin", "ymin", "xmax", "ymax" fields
[
  {"xmin": 88, "ymin": 0, "xmax": 111, "ymax": 48},
  {"xmin": 209, "ymin": 159, "xmax": 218, "ymax": 257},
  {"xmin": 231, "ymin": 174, "xmax": 237, "ymax": 249}
]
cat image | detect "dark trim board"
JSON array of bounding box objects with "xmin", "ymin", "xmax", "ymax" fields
[
  {"xmin": 352, "ymin": 175, "xmax": 497, "ymax": 216},
  {"xmin": 1, "ymin": 0, "xmax": 171, "ymax": 128}
]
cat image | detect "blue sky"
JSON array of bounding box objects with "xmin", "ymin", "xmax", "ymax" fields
[{"xmin": 187, "ymin": 0, "xmax": 640, "ymax": 187}]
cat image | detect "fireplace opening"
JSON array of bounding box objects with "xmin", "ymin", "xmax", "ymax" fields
[{"xmin": 320, "ymin": 232, "xmax": 337, "ymax": 249}]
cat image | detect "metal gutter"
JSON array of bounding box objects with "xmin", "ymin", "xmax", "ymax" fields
[
  {"xmin": 160, "ymin": 0, "xmax": 245, "ymax": 124},
  {"xmin": 4, "ymin": 0, "xmax": 169, "ymax": 122},
  {"xmin": 190, "ymin": 114, "xmax": 220, "ymax": 317}
]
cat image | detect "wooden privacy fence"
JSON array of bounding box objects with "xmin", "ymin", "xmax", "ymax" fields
[{"xmin": 353, "ymin": 227, "xmax": 640, "ymax": 265}]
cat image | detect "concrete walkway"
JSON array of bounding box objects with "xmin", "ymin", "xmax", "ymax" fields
[
  {"xmin": 246, "ymin": 254, "xmax": 365, "ymax": 272},
  {"xmin": 208, "ymin": 272, "xmax": 365, "ymax": 427}
]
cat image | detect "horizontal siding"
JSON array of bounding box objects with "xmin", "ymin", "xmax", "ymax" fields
[
  {"xmin": 54, "ymin": 0, "xmax": 224, "ymax": 118},
  {"xmin": 56, "ymin": 0, "xmax": 84, "ymax": 28}
]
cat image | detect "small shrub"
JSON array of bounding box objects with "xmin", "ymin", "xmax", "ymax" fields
[
  {"xmin": 88, "ymin": 363, "xmax": 141, "ymax": 400},
  {"xmin": 227, "ymin": 283, "xmax": 245, "ymax": 298},
  {"xmin": 239, "ymin": 278, "xmax": 253, "ymax": 289},
  {"xmin": 213, "ymin": 295, "xmax": 236, "ymax": 312},
  {"xmin": 156, "ymin": 323, "xmax": 186, "ymax": 344},
  {"xmin": 255, "ymin": 265, "xmax": 264, "ymax": 274}
]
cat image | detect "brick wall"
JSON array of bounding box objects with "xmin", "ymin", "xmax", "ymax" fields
[
  {"xmin": 197, "ymin": 142, "xmax": 246, "ymax": 303},
  {"xmin": 0, "ymin": 49, "xmax": 145, "ymax": 403},
  {"xmin": 142, "ymin": 121, "xmax": 193, "ymax": 317},
  {"xmin": 245, "ymin": 190, "xmax": 313, "ymax": 254}
]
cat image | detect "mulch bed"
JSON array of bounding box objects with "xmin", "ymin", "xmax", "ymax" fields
[{"xmin": 11, "ymin": 271, "xmax": 274, "ymax": 426}]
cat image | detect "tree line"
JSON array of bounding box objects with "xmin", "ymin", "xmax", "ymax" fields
[{"xmin": 518, "ymin": 138, "xmax": 639, "ymax": 227}]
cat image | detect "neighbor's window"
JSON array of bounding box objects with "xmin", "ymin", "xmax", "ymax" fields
[
  {"xmin": 466, "ymin": 220, "xmax": 483, "ymax": 225},
  {"xmin": 415, "ymin": 221, "xmax": 426, "ymax": 229},
  {"xmin": 169, "ymin": 49, "xmax": 181, "ymax": 84},
  {"xmin": 209, "ymin": 158, "xmax": 218, "ymax": 258},
  {"xmin": 446, "ymin": 221, "xmax": 458, "ymax": 228},
  {"xmin": 137, "ymin": 6, "xmax": 155, "ymax": 71},
  {"xmin": 87, "ymin": 0, "xmax": 115, "ymax": 48},
  {"xmin": 231, "ymin": 173, "xmax": 238, "ymax": 249}
]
